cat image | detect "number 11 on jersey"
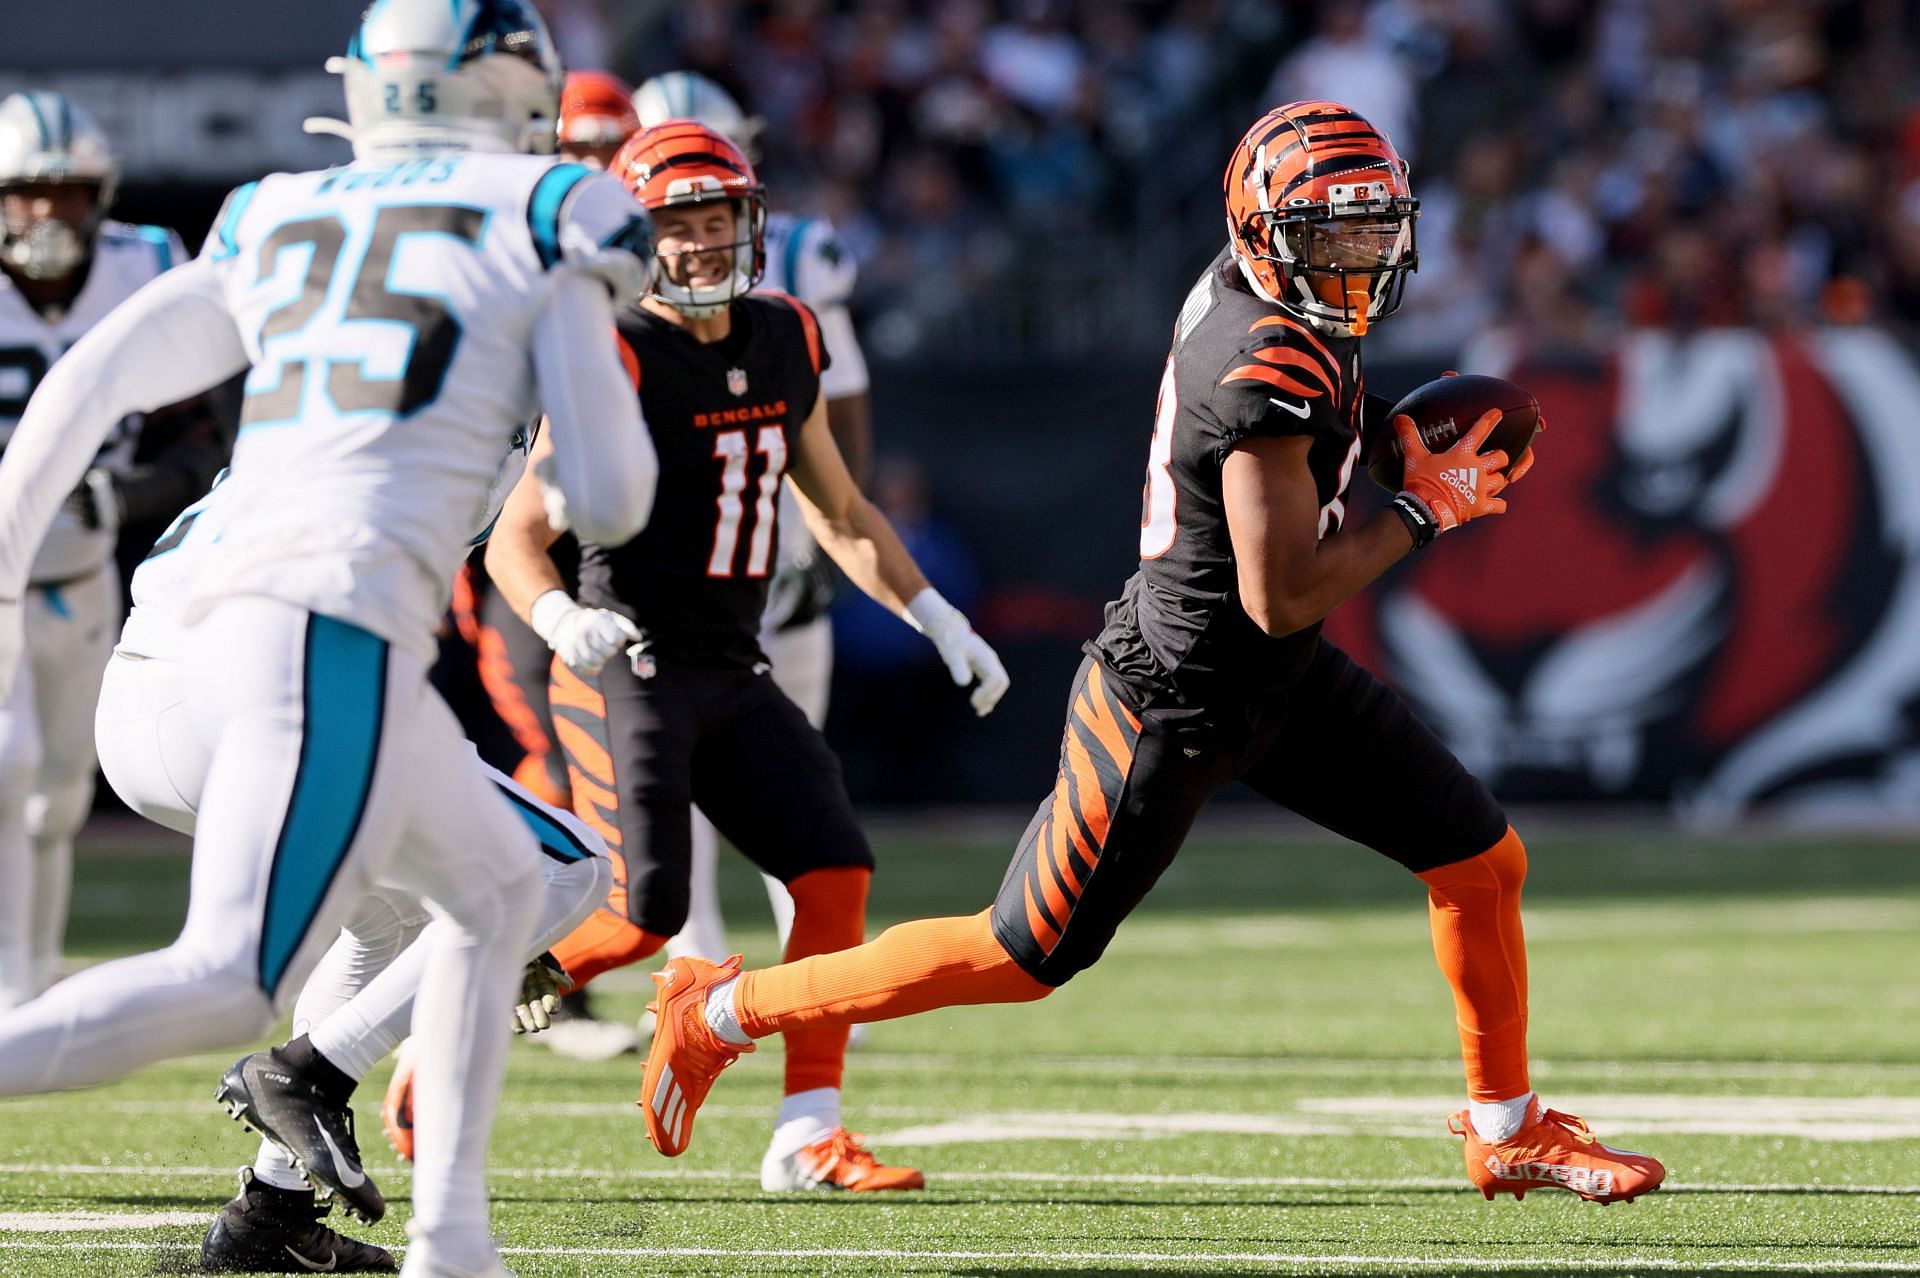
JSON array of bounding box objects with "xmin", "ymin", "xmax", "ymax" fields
[{"xmin": 708, "ymin": 425, "xmax": 788, "ymax": 578}]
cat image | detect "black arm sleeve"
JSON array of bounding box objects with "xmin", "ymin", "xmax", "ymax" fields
[{"xmin": 112, "ymin": 388, "xmax": 234, "ymax": 524}]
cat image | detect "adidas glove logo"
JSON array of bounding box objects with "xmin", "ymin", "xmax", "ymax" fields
[{"xmin": 1441, "ymin": 467, "xmax": 1479, "ymax": 504}]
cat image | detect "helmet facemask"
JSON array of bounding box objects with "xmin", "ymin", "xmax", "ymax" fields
[
  {"xmin": 0, "ymin": 180, "xmax": 107, "ymax": 281},
  {"xmin": 648, "ymin": 190, "xmax": 766, "ymax": 319},
  {"xmin": 1246, "ymin": 180, "xmax": 1418, "ymax": 336}
]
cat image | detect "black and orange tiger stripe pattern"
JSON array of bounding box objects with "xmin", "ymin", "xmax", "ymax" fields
[{"xmin": 1008, "ymin": 661, "xmax": 1143, "ymax": 959}]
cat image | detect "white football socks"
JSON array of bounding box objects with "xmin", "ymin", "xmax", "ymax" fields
[
  {"xmin": 704, "ymin": 975, "xmax": 752, "ymax": 1046},
  {"xmin": 1470, "ymin": 1092, "xmax": 1536, "ymax": 1142},
  {"xmin": 769, "ymin": 1086, "xmax": 841, "ymax": 1157}
]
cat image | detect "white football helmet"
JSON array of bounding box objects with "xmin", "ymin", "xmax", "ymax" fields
[
  {"xmin": 0, "ymin": 91, "xmax": 118, "ymax": 281},
  {"xmin": 305, "ymin": 0, "xmax": 565, "ymax": 162},
  {"xmin": 632, "ymin": 72, "xmax": 764, "ymax": 160}
]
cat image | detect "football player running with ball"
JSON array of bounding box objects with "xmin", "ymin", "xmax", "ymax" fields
[
  {"xmin": 638, "ymin": 102, "xmax": 1667, "ymax": 1206},
  {"xmin": 477, "ymin": 120, "xmax": 1006, "ymax": 1193}
]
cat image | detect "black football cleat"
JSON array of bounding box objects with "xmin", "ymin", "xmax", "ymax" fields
[
  {"xmin": 201, "ymin": 1167, "xmax": 396, "ymax": 1273},
  {"xmin": 216, "ymin": 1049, "xmax": 386, "ymax": 1224}
]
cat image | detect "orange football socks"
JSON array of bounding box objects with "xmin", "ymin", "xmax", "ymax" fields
[
  {"xmin": 1417, "ymin": 827, "xmax": 1531, "ymax": 1102},
  {"xmin": 736, "ymin": 908, "xmax": 1050, "ymax": 1039},
  {"xmin": 549, "ymin": 908, "xmax": 669, "ymax": 989},
  {"xmin": 777, "ymin": 867, "xmax": 871, "ymax": 1094}
]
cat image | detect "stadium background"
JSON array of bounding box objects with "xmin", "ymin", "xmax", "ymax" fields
[{"xmin": 8, "ymin": 0, "xmax": 1920, "ymax": 819}]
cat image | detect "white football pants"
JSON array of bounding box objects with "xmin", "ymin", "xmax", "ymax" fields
[
  {"xmin": 0, "ymin": 597, "xmax": 542, "ymax": 1254},
  {"xmin": 93, "ymin": 624, "xmax": 611, "ymax": 1189},
  {"xmin": 670, "ymin": 616, "xmax": 832, "ymax": 962},
  {"xmin": 0, "ymin": 569, "xmax": 118, "ymax": 1007}
]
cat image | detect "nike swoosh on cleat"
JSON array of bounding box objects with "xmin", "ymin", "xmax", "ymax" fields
[
  {"xmin": 1268, "ymin": 397, "xmax": 1312, "ymax": 418},
  {"xmin": 316, "ymin": 1124, "xmax": 366, "ymax": 1189},
  {"xmin": 283, "ymin": 1243, "xmax": 338, "ymax": 1272}
]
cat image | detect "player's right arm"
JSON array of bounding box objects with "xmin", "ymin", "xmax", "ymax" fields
[
  {"xmin": 1223, "ymin": 411, "xmax": 1512, "ymax": 638},
  {"xmin": 0, "ymin": 257, "xmax": 249, "ymax": 697},
  {"xmin": 486, "ymin": 412, "xmax": 645, "ymax": 679}
]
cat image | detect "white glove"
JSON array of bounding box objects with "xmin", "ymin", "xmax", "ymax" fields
[
  {"xmin": 533, "ymin": 452, "xmax": 570, "ymax": 534},
  {"xmin": 905, "ymin": 586, "xmax": 1009, "ymax": 716},
  {"xmin": 0, "ymin": 598, "xmax": 22, "ymax": 704},
  {"xmin": 529, "ymin": 589, "xmax": 644, "ymax": 677},
  {"xmin": 512, "ymin": 951, "xmax": 573, "ymax": 1035}
]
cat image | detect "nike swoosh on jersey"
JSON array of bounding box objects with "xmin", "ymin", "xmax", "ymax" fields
[
  {"xmin": 316, "ymin": 1124, "xmax": 366, "ymax": 1188},
  {"xmin": 1268, "ymin": 397, "xmax": 1312, "ymax": 418},
  {"xmin": 284, "ymin": 1243, "xmax": 338, "ymax": 1272}
]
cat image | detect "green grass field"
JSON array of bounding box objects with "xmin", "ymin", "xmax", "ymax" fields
[{"xmin": 3, "ymin": 819, "xmax": 1919, "ymax": 1275}]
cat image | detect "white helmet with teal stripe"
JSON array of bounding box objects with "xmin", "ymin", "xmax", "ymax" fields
[
  {"xmin": 632, "ymin": 72, "xmax": 764, "ymax": 161},
  {"xmin": 305, "ymin": 0, "xmax": 566, "ymax": 162},
  {"xmin": 0, "ymin": 91, "xmax": 118, "ymax": 281}
]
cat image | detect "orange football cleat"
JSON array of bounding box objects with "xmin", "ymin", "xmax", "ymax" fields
[
  {"xmin": 1450, "ymin": 1100, "xmax": 1665, "ymax": 1204},
  {"xmin": 761, "ymin": 1127, "xmax": 926, "ymax": 1192},
  {"xmin": 639, "ymin": 954, "xmax": 753, "ymax": 1156},
  {"xmin": 381, "ymin": 1047, "xmax": 415, "ymax": 1163}
]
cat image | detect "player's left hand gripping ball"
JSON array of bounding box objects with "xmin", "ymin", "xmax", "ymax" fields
[
  {"xmin": 1395, "ymin": 409, "xmax": 1512, "ymax": 533},
  {"xmin": 0, "ymin": 598, "xmax": 22, "ymax": 703},
  {"xmin": 906, "ymin": 587, "xmax": 1010, "ymax": 715}
]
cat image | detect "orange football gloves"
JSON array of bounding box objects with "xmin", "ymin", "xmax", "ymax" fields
[{"xmin": 1394, "ymin": 408, "xmax": 1511, "ymax": 541}]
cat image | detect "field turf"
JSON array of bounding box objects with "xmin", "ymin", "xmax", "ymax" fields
[{"xmin": 1, "ymin": 818, "xmax": 1917, "ymax": 1275}]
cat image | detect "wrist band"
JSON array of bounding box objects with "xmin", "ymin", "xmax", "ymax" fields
[{"xmin": 1390, "ymin": 492, "xmax": 1439, "ymax": 549}]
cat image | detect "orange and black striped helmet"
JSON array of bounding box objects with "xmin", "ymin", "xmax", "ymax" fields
[
  {"xmin": 558, "ymin": 71, "xmax": 639, "ymax": 159},
  {"xmin": 612, "ymin": 119, "xmax": 766, "ymax": 315},
  {"xmin": 1225, "ymin": 101, "xmax": 1418, "ymax": 336}
]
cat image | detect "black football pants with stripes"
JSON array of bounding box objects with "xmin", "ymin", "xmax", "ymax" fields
[{"xmin": 990, "ymin": 642, "xmax": 1509, "ymax": 985}]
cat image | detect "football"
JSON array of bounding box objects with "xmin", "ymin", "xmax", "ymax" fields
[{"xmin": 1364, "ymin": 373, "xmax": 1541, "ymax": 492}]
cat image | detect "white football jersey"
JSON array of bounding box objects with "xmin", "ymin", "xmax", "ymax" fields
[
  {"xmin": 123, "ymin": 418, "xmax": 536, "ymax": 663},
  {"xmin": 756, "ymin": 212, "xmax": 867, "ymax": 597},
  {"xmin": 193, "ymin": 153, "xmax": 649, "ymax": 657},
  {"xmin": 0, "ymin": 221, "xmax": 187, "ymax": 582}
]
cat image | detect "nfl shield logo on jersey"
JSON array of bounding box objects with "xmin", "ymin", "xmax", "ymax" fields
[{"xmin": 726, "ymin": 367, "xmax": 748, "ymax": 397}]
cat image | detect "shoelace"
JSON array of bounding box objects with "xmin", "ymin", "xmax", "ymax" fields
[
  {"xmin": 808, "ymin": 1128, "xmax": 883, "ymax": 1177},
  {"xmin": 1537, "ymin": 1109, "xmax": 1597, "ymax": 1146}
]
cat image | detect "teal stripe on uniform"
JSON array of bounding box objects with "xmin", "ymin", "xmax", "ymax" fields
[
  {"xmin": 39, "ymin": 584, "xmax": 69, "ymax": 619},
  {"xmin": 527, "ymin": 162, "xmax": 592, "ymax": 270},
  {"xmin": 497, "ymin": 786, "xmax": 593, "ymax": 864},
  {"xmin": 211, "ymin": 181, "xmax": 260, "ymax": 261},
  {"xmin": 259, "ymin": 615, "xmax": 388, "ymax": 997},
  {"xmin": 782, "ymin": 217, "xmax": 812, "ymax": 298},
  {"xmin": 132, "ymin": 225, "xmax": 175, "ymax": 273}
]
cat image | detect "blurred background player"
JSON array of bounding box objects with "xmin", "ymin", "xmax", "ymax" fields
[
  {"xmin": 632, "ymin": 70, "xmax": 874, "ymax": 1008},
  {"xmin": 0, "ymin": 90, "xmax": 221, "ymax": 1010},
  {"xmin": 0, "ymin": 1, "xmax": 659, "ymax": 1273},
  {"xmin": 480, "ymin": 119, "xmax": 1004, "ymax": 1191},
  {"xmin": 638, "ymin": 102, "xmax": 1668, "ymax": 1209}
]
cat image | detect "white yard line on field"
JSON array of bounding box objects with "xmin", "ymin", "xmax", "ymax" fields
[
  {"xmin": 0, "ymin": 1210, "xmax": 207, "ymax": 1232},
  {"xmin": 0, "ymin": 1239, "xmax": 1918, "ymax": 1272},
  {"xmin": 0, "ymin": 1162, "xmax": 1914, "ymax": 1195}
]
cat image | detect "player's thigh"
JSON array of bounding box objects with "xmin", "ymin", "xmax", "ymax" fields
[
  {"xmin": 182, "ymin": 599, "xmax": 422, "ymax": 1006},
  {"xmin": 690, "ymin": 672, "xmax": 873, "ymax": 884},
  {"xmin": 990, "ymin": 658, "xmax": 1233, "ymax": 985},
  {"xmin": 762, "ymin": 618, "xmax": 832, "ymax": 728},
  {"xmin": 0, "ymin": 649, "xmax": 42, "ymax": 790},
  {"xmin": 381, "ymin": 692, "xmax": 544, "ymax": 924},
  {"xmin": 94, "ymin": 652, "xmax": 204, "ymax": 836},
  {"xmin": 550, "ymin": 658, "xmax": 696, "ymax": 935},
  {"xmin": 26, "ymin": 569, "xmax": 119, "ymax": 781},
  {"xmin": 1241, "ymin": 642, "xmax": 1507, "ymax": 872}
]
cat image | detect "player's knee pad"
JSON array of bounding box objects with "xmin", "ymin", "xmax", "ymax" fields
[
  {"xmin": 26, "ymin": 774, "xmax": 94, "ymax": 850},
  {"xmin": 339, "ymin": 888, "xmax": 429, "ymax": 967},
  {"xmin": 0, "ymin": 728, "xmax": 40, "ymax": 815}
]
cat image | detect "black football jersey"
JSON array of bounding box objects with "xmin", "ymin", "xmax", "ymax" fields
[
  {"xmin": 1093, "ymin": 247, "xmax": 1386, "ymax": 707},
  {"xmin": 578, "ymin": 293, "xmax": 828, "ymax": 670}
]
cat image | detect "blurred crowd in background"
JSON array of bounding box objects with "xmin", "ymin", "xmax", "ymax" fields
[{"xmin": 532, "ymin": 0, "xmax": 1920, "ymax": 359}]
